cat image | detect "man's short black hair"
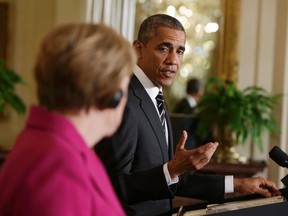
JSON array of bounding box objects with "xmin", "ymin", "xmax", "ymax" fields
[
  {"xmin": 186, "ymin": 78, "xmax": 203, "ymax": 95},
  {"xmin": 137, "ymin": 14, "xmax": 185, "ymax": 44}
]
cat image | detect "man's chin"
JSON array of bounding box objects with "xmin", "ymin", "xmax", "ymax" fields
[{"xmin": 160, "ymin": 79, "xmax": 174, "ymax": 87}]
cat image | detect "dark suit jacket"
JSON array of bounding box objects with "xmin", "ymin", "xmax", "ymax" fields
[
  {"xmin": 173, "ymin": 98, "xmax": 195, "ymax": 114},
  {"xmin": 95, "ymin": 75, "xmax": 225, "ymax": 216}
]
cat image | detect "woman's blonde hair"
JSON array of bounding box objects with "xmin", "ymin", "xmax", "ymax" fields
[{"xmin": 35, "ymin": 23, "xmax": 136, "ymax": 112}]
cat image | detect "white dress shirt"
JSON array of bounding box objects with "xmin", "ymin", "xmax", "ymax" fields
[{"xmin": 186, "ymin": 95, "xmax": 197, "ymax": 108}]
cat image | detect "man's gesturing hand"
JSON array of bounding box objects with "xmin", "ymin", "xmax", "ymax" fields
[{"xmin": 168, "ymin": 130, "xmax": 218, "ymax": 178}]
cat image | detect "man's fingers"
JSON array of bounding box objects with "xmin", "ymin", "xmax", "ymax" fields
[
  {"xmin": 176, "ymin": 130, "xmax": 188, "ymax": 151},
  {"xmin": 186, "ymin": 142, "xmax": 218, "ymax": 169},
  {"xmin": 196, "ymin": 142, "xmax": 218, "ymax": 162},
  {"xmin": 192, "ymin": 142, "xmax": 218, "ymax": 157},
  {"xmin": 260, "ymin": 181, "xmax": 281, "ymax": 196},
  {"xmin": 255, "ymin": 188, "xmax": 273, "ymax": 198},
  {"xmin": 202, "ymin": 141, "xmax": 219, "ymax": 150},
  {"xmin": 208, "ymin": 142, "xmax": 218, "ymax": 157}
]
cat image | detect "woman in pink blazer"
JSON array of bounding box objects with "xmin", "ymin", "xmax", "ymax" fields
[{"xmin": 0, "ymin": 23, "xmax": 136, "ymax": 216}]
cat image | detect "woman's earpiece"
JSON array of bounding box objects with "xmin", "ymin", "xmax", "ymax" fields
[{"xmin": 109, "ymin": 90, "xmax": 123, "ymax": 108}]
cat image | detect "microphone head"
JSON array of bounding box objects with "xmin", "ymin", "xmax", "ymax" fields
[{"xmin": 269, "ymin": 146, "xmax": 288, "ymax": 168}]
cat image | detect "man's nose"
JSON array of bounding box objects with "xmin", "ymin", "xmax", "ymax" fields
[{"xmin": 166, "ymin": 51, "xmax": 180, "ymax": 65}]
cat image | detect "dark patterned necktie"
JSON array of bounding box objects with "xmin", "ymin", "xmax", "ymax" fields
[{"xmin": 156, "ymin": 91, "xmax": 166, "ymax": 133}]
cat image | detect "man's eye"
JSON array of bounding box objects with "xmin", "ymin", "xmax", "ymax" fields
[
  {"xmin": 159, "ymin": 47, "xmax": 169, "ymax": 52},
  {"xmin": 177, "ymin": 50, "xmax": 185, "ymax": 55}
]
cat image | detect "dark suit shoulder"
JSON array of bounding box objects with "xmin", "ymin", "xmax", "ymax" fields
[{"xmin": 174, "ymin": 98, "xmax": 194, "ymax": 114}]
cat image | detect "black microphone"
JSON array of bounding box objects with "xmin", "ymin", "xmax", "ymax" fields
[
  {"xmin": 269, "ymin": 146, "xmax": 288, "ymax": 197},
  {"xmin": 269, "ymin": 146, "xmax": 288, "ymax": 168}
]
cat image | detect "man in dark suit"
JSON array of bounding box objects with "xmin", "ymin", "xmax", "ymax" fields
[
  {"xmin": 172, "ymin": 78, "xmax": 213, "ymax": 149},
  {"xmin": 95, "ymin": 14, "xmax": 280, "ymax": 216},
  {"xmin": 174, "ymin": 78, "xmax": 204, "ymax": 114}
]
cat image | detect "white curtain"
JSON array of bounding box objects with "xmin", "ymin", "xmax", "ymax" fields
[{"xmin": 85, "ymin": 0, "xmax": 136, "ymax": 42}]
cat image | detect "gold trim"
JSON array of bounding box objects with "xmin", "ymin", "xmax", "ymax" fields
[{"xmin": 214, "ymin": 0, "xmax": 241, "ymax": 83}]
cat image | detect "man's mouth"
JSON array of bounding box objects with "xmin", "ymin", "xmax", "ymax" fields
[
  {"xmin": 162, "ymin": 70, "xmax": 175, "ymax": 78},
  {"xmin": 161, "ymin": 65, "xmax": 177, "ymax": 78}
]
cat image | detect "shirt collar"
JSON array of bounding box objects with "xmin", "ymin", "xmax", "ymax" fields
[
  {"xmin": 134, "ymin": 65, "xmax": 162, "ymax": 100},
  {"xmin": 186, "ymin": 95, "xmax": 197, "ymax": 108}
]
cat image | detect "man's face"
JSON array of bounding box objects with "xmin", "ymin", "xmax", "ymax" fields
[{"xmin": 134, "ymin": 27, "xmax": 186, "ymax": 87}]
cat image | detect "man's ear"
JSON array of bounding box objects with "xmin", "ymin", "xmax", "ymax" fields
[{"xmin": 132, "ymin": 40, "xmax": 143, "ymax": 59}]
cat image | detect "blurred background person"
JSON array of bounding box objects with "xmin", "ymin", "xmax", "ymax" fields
[
  {"xmin": 173, "ymin": 77, "xmax": 204, "ymax": 114},
  {"xmin": 171, "ymin": 77, "xmax": 208, "ymax": 150},
  {"xmin": 0, "ymin": 23, "xmax": 136, "ymax": 216}
]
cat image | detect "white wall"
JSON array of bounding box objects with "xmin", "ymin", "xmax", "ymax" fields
[
  {"xmin": 238, "ymin": 0, "xmax": 288, "ymax": 186},
  {"xmin": 0, "ymin": 0, "xmax": 87, "ymax": 149}
]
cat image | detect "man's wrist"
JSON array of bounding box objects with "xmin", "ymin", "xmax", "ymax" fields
[{"xmin": 163, "ymin": 163, "xmax": 179, "ymax": 185}]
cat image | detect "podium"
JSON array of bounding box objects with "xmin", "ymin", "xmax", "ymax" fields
[
  {"xmin": 211, "ymin": 202, "xmax": 288, "ymax": 216},
  {"xmin": 177, "ymin": 198, "xmax": 288, "ymax": 216},
  {"xmin": 175, "ymin": 188, "xmax": 288, "ymax": 216}
]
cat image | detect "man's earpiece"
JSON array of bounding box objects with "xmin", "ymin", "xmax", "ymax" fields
[{"xmin": 109, "ymin": 90, "xmax": 123, "ymax": 108}]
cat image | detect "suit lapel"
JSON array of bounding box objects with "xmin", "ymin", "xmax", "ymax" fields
[
  {"xmin": 164, "ymin": 104, "xmax": 174, "ymax": 159},
  {"xmin": 130, "ymin": 76, "xmax": 169, "ymax": 162}
]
